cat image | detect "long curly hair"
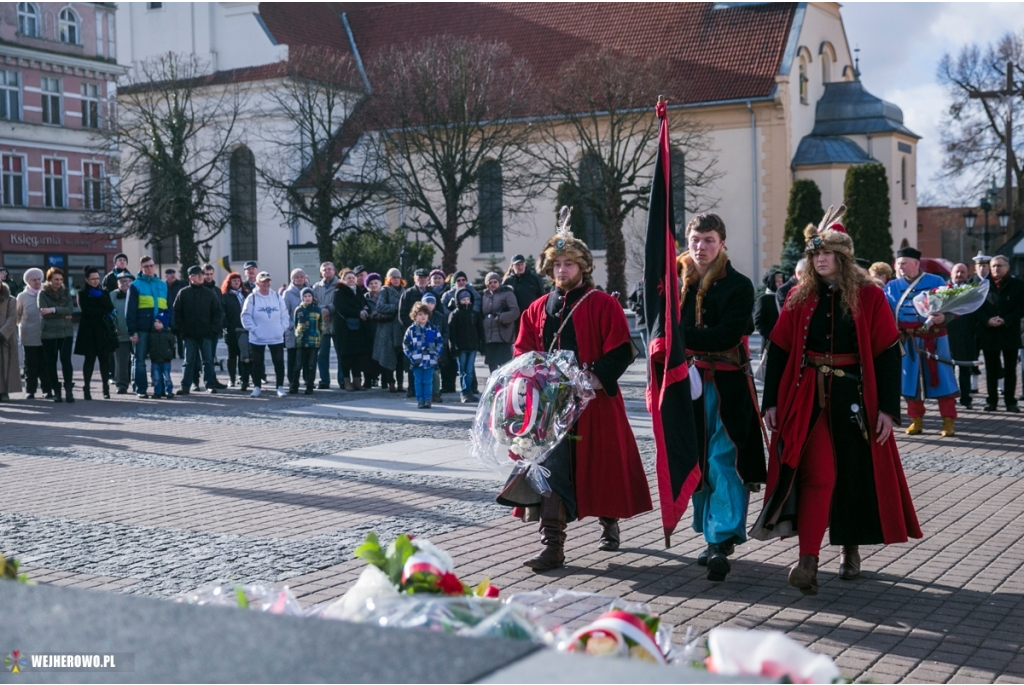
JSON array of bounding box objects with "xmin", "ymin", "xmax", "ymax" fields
[{"xmin": 785, "ymin": 250, "xmax": 874, "ymax": 317}]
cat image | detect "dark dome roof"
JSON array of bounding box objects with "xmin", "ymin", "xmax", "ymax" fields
[{"xmin": 810, "ymin": 80, "xmax": 919, "ymax": 139}]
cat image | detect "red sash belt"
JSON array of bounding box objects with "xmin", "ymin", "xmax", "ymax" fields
[{"xmin": 898, "ymin": 322, "xmax": 945, "ymax": 386}]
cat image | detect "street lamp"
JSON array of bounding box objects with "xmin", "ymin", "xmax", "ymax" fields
[{"xmin": 998, "ymin": 208, "xmax": 1011, "ymax": 232}]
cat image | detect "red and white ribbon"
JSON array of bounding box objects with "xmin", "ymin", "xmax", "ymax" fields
[{"xmin": 567, "ymin": 610, "xmax": 665, "ymax": 664}]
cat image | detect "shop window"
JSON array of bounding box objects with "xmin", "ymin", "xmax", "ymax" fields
[
  {"xmin": 0, "ymin": 71, "xmax": 20, "ymax": 122},
  {"xmin": 1, "ymin": 154, "xmax": 26, "ymax": 207},
  {"xmin": 43, "ymin": 158, "xmax": 66, "ymax": 209},
  {"xmin": 41, "ymin": 77, "xmax": 62, "ymax": 125},
  {"xmin": 478, "ymin": 160, "xmax": 503, "ymax": 253}
]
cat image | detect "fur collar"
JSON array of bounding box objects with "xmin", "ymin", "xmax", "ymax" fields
[{"xmin": 677, "ymin": 249, "xmax": 728, "ymax": 328}]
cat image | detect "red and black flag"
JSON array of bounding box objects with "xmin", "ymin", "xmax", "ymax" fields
[{"xmin": 644, "ymin": 98, "xmax": 701, "ymax": 547}]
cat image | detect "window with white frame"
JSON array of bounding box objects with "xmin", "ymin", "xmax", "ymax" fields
[
  {"xmin": 0, "ymin": 72, "xmax": 20, "ymax": 122},
  {"xmin": 95, "ymin": 10, "xmax": 103, "ymax": 55},
  {"xmin": 1, "ymin": 154, "xmax": 26, "ymax": 207},
  {"xmin": 107, "ymin": 13, "xmax": 115, "ymax": 58},
  {"xmin": 41, "ymin": 77, "xmax": 61, "ymax": 125},
  {"xmin": 83, "ymin": 162, "xmax": 103, "ymax": 210},
  {"xmin": 17, "ymin": 3, "xmax": 40, "ymax": 37},
  {"xmin": 59, "ymin": 7, "xmax": 80, "ymax": 44},
  {"xmin": 43, "ymin": 159, "xmax": 66, "ymax": 209},
  {"xmin": 81, "ymin": 83, "xmax": 100, "ymax": 128}
]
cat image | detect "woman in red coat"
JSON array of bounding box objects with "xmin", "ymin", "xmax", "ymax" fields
[
  {"xmin": 750, "ymin": 211, "xmax": 922, "ymax": 595},
  {"xmin": 497, "ymin": 212, "xmax": 652, "ymax": 571}
]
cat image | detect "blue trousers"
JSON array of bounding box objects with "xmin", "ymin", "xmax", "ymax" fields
[
  {"xmin": 182, "ymin": 337, "xmax": 216, "ymax": 389},
  {"xmin": 412, "ymin": 366, "xmax": 434, "ymax": 403},
  {"xmin": 151, "ymin": 362, "xmax": 172, "ymax": 396},
  {"xmin": 457, "ymin": 350, "xmax": 476, "ymax": 396},
  {"xmin": 132, "ymin": 331, "xmax": 150, "ymax": 394},
  {"xmin": 691, "ymin": 382, "xmax": 748, "ymax": 545}
]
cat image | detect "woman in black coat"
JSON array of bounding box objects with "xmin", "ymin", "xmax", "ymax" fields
[
  {"xmin": 333, "ymin": 268, "xmax": 372, "ymax": 390},
  {"xmin": 74, "ymin": 266, "xmax": 119, "ymax": 399},
  {"xmin": 221, "ymin": 272, "xmax": 250, "ymax": 389}
]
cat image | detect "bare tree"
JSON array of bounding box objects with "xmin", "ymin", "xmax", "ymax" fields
[
  {"xmin": 257, "ymin": 46, "xmax": 385, "ymax": 264},
  {"xmin": 93, "ymin": 53, "xmax": 246, "ymax": 268},
  {"xmin": 938, "ymin": 31, "xmax": 1024, "ymax": 210},
  {"xmin": 537, "ymin": 49, "xmax": 718, "ymax": 300},
  {"xmin": 364, "ymin": 36, "xmax": 542, "ymax": 274}
]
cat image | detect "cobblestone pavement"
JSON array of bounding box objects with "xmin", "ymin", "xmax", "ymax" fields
[{"xmin": 2, "ymin": 350, "xmax": 1023, "ymax": 684}]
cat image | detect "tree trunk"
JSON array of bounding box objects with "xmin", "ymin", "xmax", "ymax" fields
[
  {"xmin": 603, "ymin": 217, "xmax": 627, "ymax": 304},
  {"xmin": 441, "ymin": 211, "xmax": 459, "ymax": 275},
  {"xmin": 177, "ymin": 230, "xmax": 199, "ymax": 271}
]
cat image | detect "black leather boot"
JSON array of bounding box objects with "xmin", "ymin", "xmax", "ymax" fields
[
  {"xmin": 65, "ymin": 384, "xmax": 75, "ymax": 403},
  {"xmin": 838, "ymin": 545, "xmax": 861, "ymax": 580},
  {"xmin": 598, "ymin": 517, "xmax": 620, "ymax": 551},
  {"xmin": 523, "ymin": 494, "xmax": 566, "ymax": 571}
]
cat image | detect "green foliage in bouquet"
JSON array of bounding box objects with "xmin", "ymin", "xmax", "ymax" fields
[
  {"xmin": 1, "ymin": 554, "xmax": 33, "ymax": 584},
  {"xmin": 354, "ymin": 532, "xmax": 494, "ymax": 597}
]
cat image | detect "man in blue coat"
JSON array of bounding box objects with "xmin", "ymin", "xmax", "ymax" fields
[{"xmin": 884, "ymin": 246, "xmax": 959, "ymax": 437}]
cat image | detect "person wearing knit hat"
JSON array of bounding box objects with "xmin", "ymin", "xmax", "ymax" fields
[
  {"xmin": 676, "ymin": 211, "xmax": 764, "ymax": 582},
  {"xmin": 883, "ymin": 238, "xmax": 960, "ymax": 436},
  {"xmin": 481, "ymin": 270, "xmax": 519, "ymax": 372},
  {"xmin": 496, "ymin": 207, "xmax": 651, "ymax": 572},
  {"xmin": 753, "ymin": 205, "xmax": 922, "ymax": 596}
]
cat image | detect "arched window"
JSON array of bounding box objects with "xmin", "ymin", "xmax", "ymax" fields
[
  {"xmin": 230, "ymin": 146, "xmax": 258, "ymax": 262},
  {"xmin": 671, "ymin": 147, "xmax": 686, "ymax": 230},
  {"xmin": 820, "ymin": 42, "xmax": 836, "ymax": 84},
  {"xmin": 17, "ymin": 3, "xmax": 40, "ymax": 37},
  {"xmin": 478, "ymin": 160, "xmax": 503, "ymax": 254},
  {"xmin": 59, "ymin": 7, "xmax": 79, "ymax": 44},
  {"xmin": 578, "ymin": 153, "xmax": 606, "ymax": 249}
]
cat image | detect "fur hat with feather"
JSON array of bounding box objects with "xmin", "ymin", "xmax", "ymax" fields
[
  {"xmin": 804, "ymin": 204, "xmax": 855, "ymax": 258},
  {"xmin": 538, "ymin": 206, "xmax": 595, "ymax": 288}
]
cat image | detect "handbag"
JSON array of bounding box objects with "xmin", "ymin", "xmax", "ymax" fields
[{"xmin": 346, "ymin": 317, "xmax": 361, "ymax": 331}]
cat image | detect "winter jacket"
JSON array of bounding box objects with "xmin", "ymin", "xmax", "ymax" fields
[
  {"xmin": 333, "ymin": 283, "xmax": 372, "ymax": 356},
  {"xmin": 403, "ymin": 321, "xmax": 444, "ymax": 369},
  {"xmin": 372, "ymin": 284, "xmax": 404, "ymax": 370},
  {"xmin": 502, "ymin": 270, "xmax": 545, "ymax": 315},
  {"xmin": 16, "ymin": 289, "xmax": 43, "ymax": 347},
  {"xmin": 126, "ymin": 272, "xmax": 169, "ymax": 335},
  {"xmin": 440, "ymin": 283, "xmax": 481, "ymax": 316},
  {"xmin": 281, "ymin": 283, "xmax": 305, "ymax": 348},
  {"xmin": 148, "ymin": 327, "xmax": 177, "ymax": 364},
  {"xmin": 448, "ymin": 303, "xmax": 485, "ymax": 353},
  {"xmin": 481, "ymin": 286, "xmax": 520, "ymax": 344},
  {"xmin": 399, "ymin": 285, "xmax": 431, "ymax": 329},
  {"xmin": 977, "ymin": 275, "xmax": 1024, "ymax": 351},
  {"xmin": 294, "ymin": 302, "xmax": 323, "ymax": 348},
  {"xmin": 74, "ymin": 286, "xmax": 119, "ymax": 357},
  {"xmin": 311, "ymin": 276, "xmax": 339, "ymax": 335},
  {"xmin": 109, "ymin": 290, "xmax": 131, "ymax": 342},
  {"xmin": 38, "ymin": 284, "xmax": 75, "ymax": 339},
  {"xmin": 173, "ymin": 283, "xmax": 223, "ymax": 340},
  {"xmin": 241, "ymin": 290, "xmax": 290, "ymax": 345},
  {"xmin": 222, "ymin": 289, "xmax": 245, "ymax": 340}
]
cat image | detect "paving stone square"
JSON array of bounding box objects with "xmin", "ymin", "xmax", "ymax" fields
[{"xmin": 1, "ymin": 351, "xmax": 1023, "ymax": 683}]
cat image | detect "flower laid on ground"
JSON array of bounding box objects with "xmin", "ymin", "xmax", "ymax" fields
[
  {"xmin": 352, "ymin": 532, "xmax": 498, "ymax": 598},
  {"xmin": 913, "ymin": 279, "xmax": 989, "ymax": 328},
  {"xmin": 566, "ymin": 609, "xmax": 667, "ymax": 664},
  {"xmin": 176, "ymin": 583, "xmax": 304, "ymax": 616},
  {"xmin": 705, "ymin": 627, "xmax": 841, "ymax": 683}
]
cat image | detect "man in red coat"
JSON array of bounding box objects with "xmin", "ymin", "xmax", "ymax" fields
[
  {"xmin": 497, "ymin": 212, "xmax": 652, "ymax": 571},
  {"xmin": 751, "ymin": 211, "xmax": 922, "ymax": 595}
]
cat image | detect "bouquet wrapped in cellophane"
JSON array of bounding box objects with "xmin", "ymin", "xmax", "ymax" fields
[
  {"xmin": 470, "ymin": 350, "xmax": 595, "ymax": 496},
  {"xmin": 913, "ymin": 279, "xmax": 989, "ymax": 328}
]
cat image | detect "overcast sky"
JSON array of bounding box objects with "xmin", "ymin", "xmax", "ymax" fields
[{"xmin": 840, "ymin": 2, "xmax": 1024, "ymax": 204}]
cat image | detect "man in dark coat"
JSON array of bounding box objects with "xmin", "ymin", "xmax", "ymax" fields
[
  {"xmin": 775, "ymin": 258, "xmax": 806, "ymax": 309},
  {"xmin": 101, "ymin": 253, "xmax": 129, "ymax": 293},
  {"xmin": 946, "ymin": 263, "xmax": 978, "ymax": 409},
  {"xmin": 977, "ymin": 256, "xmax": 1024, "ymax": 412},
  {"xmin": 173, "ymin": 266, "xmax": 223, "ymax": 395},
  {"xmin": 165, "ymin": 268, "xmax": 187, "ymax": 359},
  {"xmin": 678, "ymin": 213, "xmax": 766, "ymax": 581},
  {"xmin": 502, "ymin": 254, "xmax": 546, "ymax": 316}
]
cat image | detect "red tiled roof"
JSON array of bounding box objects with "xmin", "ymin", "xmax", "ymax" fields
[{"xmin": 259, "ymin": 2, "xmax": 797, "ymax": 106}]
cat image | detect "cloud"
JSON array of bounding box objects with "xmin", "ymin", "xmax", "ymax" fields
[{"xmin": 840, "ymin": 2, "xmax": 1024, "ymax": 200}]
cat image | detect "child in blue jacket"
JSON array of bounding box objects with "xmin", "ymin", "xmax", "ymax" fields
[{"xmin": 403, "ymin": 301, "xmax": 444, "ymax": 409}]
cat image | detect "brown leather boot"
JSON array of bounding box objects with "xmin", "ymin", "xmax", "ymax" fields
[
  {"xmin": 598, "ymin": 517, "xmax": 620, "ymax": 551},
  {"xmin": 838, "ymin": 545, "xmax": 861, "ymax": 580},
  {"xmin": 352, "ymin": 377, "xmax": 363, "ymax": 391},
  {"xmin": 523, "ymin": 495, "xmax": 566, "ymax": 571},
  {"xmin": 788, "ymin": 555, "xmax": 819, "ymax": 595},
  {"xmin": 344, "ymin": 379, "xmax": 354, "ymax": 392}
]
